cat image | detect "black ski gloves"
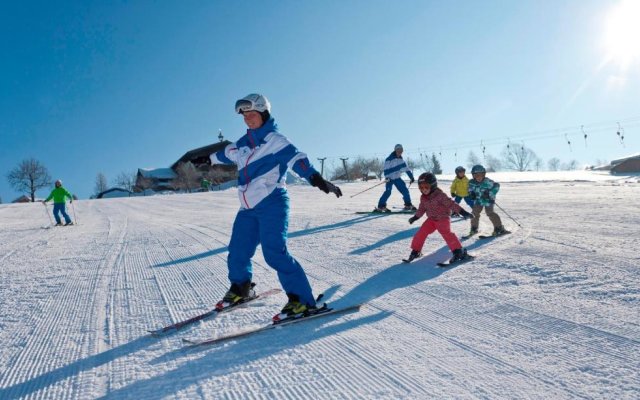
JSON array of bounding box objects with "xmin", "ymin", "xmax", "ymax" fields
[
  {"xmin": 451, "ymin": 193, "xmax": 456, "ymax": 198},
  {"xmin": 458, "ymin": 209, "xmax": 472, "ymax": 219},
  {"xmin": 309, "ymin": 173, "xmax": 342, "ymax": 198},
  {"xmin": 481, "ymin": 190, "xmax": 495, "ymax": 204},
  {"xmin": 408, "ymin": 215, "xmax": 419, "ymax": 224}
]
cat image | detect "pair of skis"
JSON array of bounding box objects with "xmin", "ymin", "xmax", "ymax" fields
[
  {"xmin": 402, "ymin": 230, "xmax": 511, "ymax": 266},
  {"xmin": 401, "ymin": 252, "xmax": 475, "ymax": 267},
  {"xmin": 148, "ymin": 288, "xmax": 364, "ymax": 347}
]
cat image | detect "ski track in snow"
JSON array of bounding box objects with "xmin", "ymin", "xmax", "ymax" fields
[{"xmin": 0, "ymin": 180, "xmax": 638, "ymax": 399}]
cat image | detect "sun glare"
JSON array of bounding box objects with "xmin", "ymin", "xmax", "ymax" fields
[{"xmin": 603, "ymin": 0, "xmax": 640, "ymax": 69}]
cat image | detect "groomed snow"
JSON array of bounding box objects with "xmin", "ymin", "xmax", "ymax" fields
[{"xmin": 0, "ymin": 172, "xmax": 638, "ymax": 399}]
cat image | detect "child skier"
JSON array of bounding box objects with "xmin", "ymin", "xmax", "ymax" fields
[
  {"xmin": 374, "ymin": 144, "xmax": 416, "ymax": 212},
  {"xmin": 404, "ymin": 172, "xmax": 472, "ymax": 264},
  {"xmin": 450, "ymin": 166, "xmax": 474, "ymax": 216},
  {"xmin": 209, "ymin": 93, "xmax": 342, "ymax": 322},
  {"xmin": 42, "ymin": 180, "xmax": 74, "ymax": 226},
  {"xmin": 467, "ymin": 164, "xmax": 507, "ymax": 237}
]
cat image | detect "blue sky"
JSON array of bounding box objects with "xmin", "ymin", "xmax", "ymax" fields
[{"xmin": 1, "ymin": 0, "xmax": 639, "ymax": 201}]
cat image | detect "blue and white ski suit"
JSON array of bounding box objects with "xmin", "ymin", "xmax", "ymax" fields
[
  {"xmin": 210, "ymin": 118, "xmax": 318, "ymax": 306},
  {"xmin": 377, "ymin": 152, "xmax": 415, "ymax": 208}
]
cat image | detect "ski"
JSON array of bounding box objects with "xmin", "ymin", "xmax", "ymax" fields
[
  {"xmin": 478, "ymin": 231, "xmax": 511, "ymax": 240},
  {"xmin": 182, "ymin": 303, "xmax": 364, "ymax": 347},
  {"xmin": 148, "ymin": 288, "xmax": 282, "ymax": 336},
  {"xmin": 437, "ymin": 255, "xmax": 475, "ymax": 267}
]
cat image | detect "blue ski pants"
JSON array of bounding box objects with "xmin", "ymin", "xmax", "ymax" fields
[
  {"xmin": 378, "ymin": 178, "xmax": 412, "ymax": 207},
  {"xmin": 454, "ymin": 195, "xmax": 474, "ymax": 208},
  {"xmin": 53, "ymin": 203, "xmax": 72, "ymax": 224},
  {"xmin": 227, "ymin": 189, "xmax": 315, "ymax": 306}
]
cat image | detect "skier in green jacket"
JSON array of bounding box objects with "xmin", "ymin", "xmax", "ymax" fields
[{"xmin": 43, "ymin": 180, "xmax": 74, "ymax": 226}]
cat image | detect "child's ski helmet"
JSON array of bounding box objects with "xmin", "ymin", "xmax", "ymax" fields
[
  {"xmin": 455, "ymin": 166, "xmax": 466, "ymax": 174},
  {"xmin": 471, "ymin": 165, "xmax": 486, "ymax": 174},
  {"xmin": 418, "ymin": 172, "xmax": 437, "ymax": 189},
  {"xmin": 55, "ymin": 179, "xmax": 62, "ymax": 187}
]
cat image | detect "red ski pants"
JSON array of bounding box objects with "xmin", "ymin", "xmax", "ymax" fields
[{"xmin": 411, "ymin": 218, "xmax": 462, "ymax": 252}]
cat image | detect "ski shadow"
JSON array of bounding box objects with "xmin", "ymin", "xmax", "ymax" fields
[
  {"xmin": 334, "ymin": 238, "xmax": 496, "ymax": 308},
  {"xmin": 103, "ymin": 311, "xmax": 391, "ymax": 398},
  {"xmin": 349, "ymin": 227, "xmax": 419, "ymax": 255},
  {"xmin": 0, "ymin": 336, "xmax": 155, "ymax": 399},
  {"xmin": 349, "ymin": 218, "xmax": 468, "ymax": 255},
  {"xmin": 151, "ymin": 214, "xmax": 386, "ymax": 268}
]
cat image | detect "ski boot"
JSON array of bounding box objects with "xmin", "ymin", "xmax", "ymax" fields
[
  {"xmin": 65, "ymin": 222, "xmax": 74, "ymax": 226},
  {"xmin": 403, "ymin": 250, "xmax": 422, "ymax": 263},
  {"xmin": 449, "ymin": 248, "xmax": 470, "ymax": 264},
  {"xmin": 216, "ymin": 281, "xmax": 255, "ymax": 311},
  {"xmin": 273, "ymin": 293, "xmax": 316, "ymax": 323},
  {"xmin": 464, "ymin": 227, "xmax": 478, "ymax": 238},
  {"xmin": 373, "ymin": 206, "xmax": 391, "ymax": 213},
  {"xmin": 403, "ymin": 204, "xmax": 417, "ymax": 211},
  {"xmin": 492, "ymin": 226, "xmax": 508, "ymax": 236}
]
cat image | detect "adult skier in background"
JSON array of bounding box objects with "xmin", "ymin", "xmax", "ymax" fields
[
  {"xmin": 404, "ymin": 173, "xmax": 472, "ymax": 263},
  {"xmin": 467, "ymin": 164, "xmax": 507, "ymax": 237},
  {"xmin": 42, "ymin": 180, "xmax": 74, "ymax": 226},
  {"xmin": 374, "ymin": 144, "xmax": 416, "ymax": 212},
  {"xmin": 450, "ymin": 166, "xmax": 474, "ymax": 217},
  {"xmin": 208, "ymin": 93, "xmax": 342, "ymax": 322}
]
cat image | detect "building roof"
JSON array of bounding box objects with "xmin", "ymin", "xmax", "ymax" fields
[
  {"xmin": 610, "ymin": 153, "xmax": 640, "ymax": 166},
  {"xmin": 171, "ymin": 141, "xmax": 231, "ymax": 169},
  {"xmin": 137, "ymin": 168, "xmax": 177, "ymax": 180}
]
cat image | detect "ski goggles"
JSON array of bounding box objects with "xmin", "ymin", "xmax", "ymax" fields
[{"xmin": 235, "ymin": 99, "xmax": 257, "ymax": 114}]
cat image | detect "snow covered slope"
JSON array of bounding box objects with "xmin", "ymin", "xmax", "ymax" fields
[{"xmin": 0, "ymin": 176, "xmax": 638, "ymax": 399}]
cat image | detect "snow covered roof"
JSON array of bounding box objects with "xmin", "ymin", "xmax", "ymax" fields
[
  {"xmin": 137, "ymin": 168, "xmax": 177, "ymax": 180},
  {"xmin": 610, "ymin": 153, "xmax": 640, "ymax": 166}
]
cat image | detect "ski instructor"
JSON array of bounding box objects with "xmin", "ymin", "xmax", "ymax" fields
[{"xmin": 208, "ymin": 93, "xmax": 342, "ymax": 322}]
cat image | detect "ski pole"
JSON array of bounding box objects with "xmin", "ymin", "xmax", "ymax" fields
[
  {"xmin": 494, "ymin": 201, "xmax": 522, "ymax": 227},
  {"xmin": 350, "ymin": 179, "xmax": 388, "ymax": 198},
  {"xmin": 42, "ymin": 202, "xmax": 54, "ymax": 225},
  {"xmin": 71, "ymin": 200, "xmax": 78, "ymax": 225}
]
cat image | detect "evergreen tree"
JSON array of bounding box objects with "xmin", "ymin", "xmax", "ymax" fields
[{"xmin": 430, "ymin": 153, "xmax": 442, "ymax": 174}]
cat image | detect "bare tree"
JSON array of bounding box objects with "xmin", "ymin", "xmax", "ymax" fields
[
  {"xmin": 484, "ymin": 154, "xmax": 502, "ymax": 172},
  {"xmin": 419, "ymin": 153, "xmax": 434, "ymax": 173},
  {"xmin": 135, "ymin": 175, "xmax": 154, "ymax": 195},
  {"xmin": 94, "ymin": 173, "xmax": 108, "ymax": 196},
  {"xmin": 534, "ymin": 157, "xmax": 543, "ymax": 171},
  {"xmin": 369, "ymin": 158, "xmax": 384, "ymax": 180},
  {"xmin": 172, "ymin": 162, "xmax": 200, "ymax": 193},
  {"xmin": 7, "ymin": 158, "xmax": 52, "ymax": 202},
  {"xmin": 466, "ymin": 151, "xmax": 481, "ymax": 169},
  {"xmin": 562, "ymin": 160, "xmax": 579, "ymax": 170},
  {"xmin": 501, "ymin": 144, "xmax": 538, "ymax": 171},
  {"xmin": 114, "ymin": 171, "xmax": 136, "ymax": 192},
  {"xmin": 548, "ymin": 157, "xmax": 561, "ymax": 171}
]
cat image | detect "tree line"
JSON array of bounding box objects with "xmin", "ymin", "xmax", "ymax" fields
[{"xmin": 3, "ymin": 147, "xmax": 586, "ymax": 202}]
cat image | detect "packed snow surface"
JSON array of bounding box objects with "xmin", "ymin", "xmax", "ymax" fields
[{"xmin": 0, "ymin": 172, "xmax": 639, "ymax": 399}]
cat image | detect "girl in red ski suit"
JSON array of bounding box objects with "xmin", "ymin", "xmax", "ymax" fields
[{"xmin": 408, "ymin": 173, "xmax": 471, "ymax": 260}]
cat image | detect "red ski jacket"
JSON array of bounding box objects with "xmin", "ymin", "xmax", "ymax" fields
[{"xmin": 415, "ymin": 187, "xmax": 463, "ymax": 221}]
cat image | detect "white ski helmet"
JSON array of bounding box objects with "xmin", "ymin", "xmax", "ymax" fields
[
  {"xmin": 235, "ymin": 93, "xmax": 271, "ymax": 114},
  {"xmin": 55, "ymin": 179, "xmax": 62, "ymax": 187}
]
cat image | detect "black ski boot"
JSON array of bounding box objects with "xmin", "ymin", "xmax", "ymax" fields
[
  {"xmin": 493, "ymin": 226, "xmax": 508, "ymax": 236},
  {"xmin": 449, "ymin": 248, "xmax": 469, "ymax": 263},
  {"xmin": 403, "ymin": 250, "xmax": 422, "ymax": 263},
  {"xmin": 216, "ymin": 281, "xmax": 255, "ymax": 310},
  {"xmin": 403, "ymin": 203, "xmax": 417, "ymax": 211}
]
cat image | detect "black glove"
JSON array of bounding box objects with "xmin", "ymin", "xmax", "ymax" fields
[
  {"xmin": 310, "ymin": 173, "xmax": 342, "ymax": 198},
  {"xmin": 469, "ymin": 192, "xmax": 476, "ymax": 200},
  {"xmin": 408, "ymin": 215, "xmax": 419, "ymax": 224},
  {"xmin": 451, "ymin": 193, "xmax": 456, "ymax": 198},
  {"xmin": 409, "ymin": 178, "xmax": 415, "ymax": 184},
  {"xmin": 481, "ymin": 190, "xmax": 495, "ymax": 203},
  {"xmin": 459, "ymin": 209, "xmax": 472, "ymax": 219}
]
